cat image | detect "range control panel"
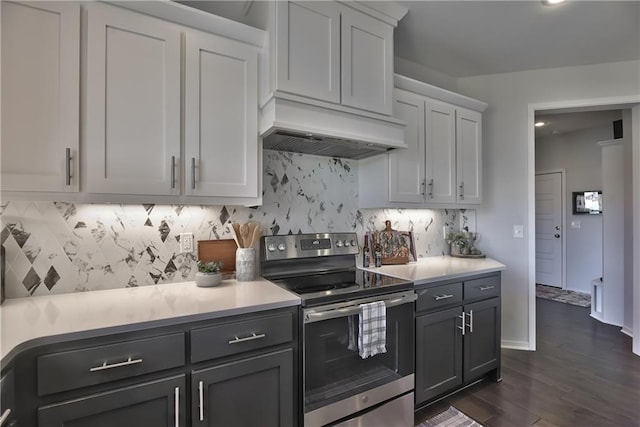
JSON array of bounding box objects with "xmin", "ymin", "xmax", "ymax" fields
[{"xmin": 262, "ymin": 233, "xmax": 359, "ymax": 261}]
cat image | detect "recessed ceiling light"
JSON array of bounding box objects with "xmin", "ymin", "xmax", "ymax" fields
[
  {"xmin": 535, "ymin": 121, "xmax": 546, "ymax": 127},
  {"xmin": 542, "ymin": 0, "xmax": 567, "ymax": 5}
]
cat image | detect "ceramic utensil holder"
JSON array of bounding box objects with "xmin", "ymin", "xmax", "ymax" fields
[{"xmin": 236, "ymin": 248, "xmax": 256, "ymax": 281}]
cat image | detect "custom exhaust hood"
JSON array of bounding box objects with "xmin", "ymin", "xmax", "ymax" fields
[{"xmin": 259, "ymin": 92, "xmax": 407, "ymax": 160}]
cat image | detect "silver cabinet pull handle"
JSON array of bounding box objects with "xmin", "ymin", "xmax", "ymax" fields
[
  {"xmin": 191, "ymin": 157, "xmax": 197, "ymax": 190},
  {"xmin": 0, "ymin": 409, "xmax": 11, "ymax": 426},
  {"xmin": 89, "ymin": 357, "xmax": 143, "ymax": 372},
  {"xmin": 458, "ymin": 311, "xmax": 466, "ymax": 336},
  {"xmin": 228, "ymin": 333, "xmax": 266, "ymax": 345},
  {"xmin": 65, "ymin": 148, "xmax": 72, "ymax": 186},
  {"xmin": 171, "ymin": 156, "xmax": 176, "ymax": 189},
  {"xmin": 467, "ymin": 309, "xmax": 474, "ymax": 333},
  {"xmin": 174, "ymin": 386, "xmax": 180, "ymax": 427},
  {"xmin": 479, "ymin": 285, "xmax": 495, "ymax": 291},
  {"xmin": 434, "ymin": 294, "xmax": 454, "ymax": 301},
  {"xmin": 428, "ymin": 178, "xmax": 434, "ymax": 198},
  {"xmin": 459, "ymin": 182, "xmax": 464, "ymax": 200},
  {"xmin": 198, "ymin": 380, "xmax": 204, "ymax": 421}
]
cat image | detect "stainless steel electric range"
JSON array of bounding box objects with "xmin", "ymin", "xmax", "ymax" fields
[{"xmin": 262, "ymin": 233, "xmax": 416, "ymax": 427}]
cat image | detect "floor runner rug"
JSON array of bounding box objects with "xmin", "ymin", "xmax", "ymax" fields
[
  {"xmin": 536, "ymin": 284, "xmax": 591, "ymax": 307},
  {"xmin": 416, "ymin": 406, "xmax": 483, "ymax": 427}
]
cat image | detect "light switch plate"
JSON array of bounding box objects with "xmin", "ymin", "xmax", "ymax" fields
[{"xmin": 513, "ymin": 225, "xmax": 524, "ymax": 239}]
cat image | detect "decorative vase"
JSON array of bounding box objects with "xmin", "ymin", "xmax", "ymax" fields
[
  {"xmin": 195, "ymin": 272, "xmax": 222, "ymax": 287},
  {"xmin": 236, "ymin": 248, "xmax": 256, "ymax": 282}
]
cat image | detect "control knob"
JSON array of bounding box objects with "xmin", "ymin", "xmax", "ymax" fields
[
  {"xmin": 277, "ymin": 243, "xmax": 286, "ymax": 251},
  {"xmin": 267, "ymin": 243, "xmax": 276, "ymax": 252},
  {"xmin": 336, "ymin": 240, "xmax": 343, "ymax": 247}
]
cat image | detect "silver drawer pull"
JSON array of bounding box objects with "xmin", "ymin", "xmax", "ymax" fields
[
  {"xmin": 479, "ymin": 285, "xmax": 495, "ymax": 291},
  {"xmin": 89, "ymin": 357, "xmax": 143, "ymax": 372},
  {"xmin": 434, "ymin": 294, "xmax": 454, "ymax": 301},
  {"xmin": 0, "ymin": 409, "xmax": 11, "ymax": 426},
  {"xmin": 229, "ymin": 333, "xmax": 266, "ymax": 345},
  {"xmin": 175, "ymin": 386, "xmax": 180, "ymax": 427}
]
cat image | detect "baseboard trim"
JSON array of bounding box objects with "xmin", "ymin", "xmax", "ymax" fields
[
  {"xmin": 621, "ymin": 326, "xmax": 633, "ymax": 337},
  {"xmin": 501, "ymin": 340, "xmax": 532, "ymax": 351}
]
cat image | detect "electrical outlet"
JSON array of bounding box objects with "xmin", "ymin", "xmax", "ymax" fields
[
  {"xmin": 179, "ymin": 232, "xmax": 194, "ymax": 253},
  {"xmin": 571, "ymin": 220, "xmax": 581, "ymax": 229},
  {"xmin": 443, "ymin": 226, "xmax": 448, "ymax": 240},
  {"xmin": 513, "ymin": 225, "xmax": 524, "ymax": 239}
]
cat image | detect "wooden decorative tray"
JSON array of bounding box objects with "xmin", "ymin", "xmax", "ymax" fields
[
  {"xmin": 197, "ymin": 239, "xmax": 238, "ymax": 274},
  {"xmin": 450, "ymin": 253, "xmax": 486, "ymax": 259}
]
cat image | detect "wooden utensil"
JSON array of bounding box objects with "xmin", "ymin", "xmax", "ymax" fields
[
  {"xmin": 239, "ymin": 223, "xmax": 250, "ymax": 248},
  {"xmin": 249, "ymin": 223, "xmax": 262, "ymax": 248},
  {"xmin": 231, "ymin": 223, "xmax": 242, "ymax": 248}
]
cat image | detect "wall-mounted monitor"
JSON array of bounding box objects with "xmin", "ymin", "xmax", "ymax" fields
[{"xmin": 573, "ymin": 191, "xmax": 602, "ymax": 214}]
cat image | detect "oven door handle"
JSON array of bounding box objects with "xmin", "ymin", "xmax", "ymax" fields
[{"xmin": 304, "ymin": 292, "xmax": 416, "ymax": 324}]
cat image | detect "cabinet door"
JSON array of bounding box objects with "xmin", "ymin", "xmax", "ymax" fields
[
  {"xmin": 276, "ymin": 1, "xmax": 340, "ymax": 103},
  {"xmin": 184, "ymin": 31, "xmax": 259, "ymax": 198},
  {"xmin": 389, "ymin": 90, "xmax": 425, "ymax": 203},
  {"xmin": 192, "ymin": 349, "xmax": 294, "ymax": 427},
  {"xmin": 86, "ymin": 3, "xmax": 180, "ymax": 195},
  {"xmin": 425, "ymin": 100, "xmax": 456, "ymax": 204},
  {"xmin": 463, "ymin": 298, "xmax": 500, "ymax": 381},
  {"xmin": 415, "ymin": 307, "xmax": 463, "ymax": 406},
  {"xmin": 1, "ymin": 1, "xmax": 79, "ymax": 192},
  {"xmin": 341, "ymin": 5, "xmax": 393, "ymax": 115},
  {"xmin": 38, "ymin": 375, "xmax": 186, "ymax": 427},
  {"xmin": 456, "ymin": 108, "xmax": 482, "ymax": 204},
  {"xmin": 1, "ymin": 368, "xmax": 16, "ymax": 427}
]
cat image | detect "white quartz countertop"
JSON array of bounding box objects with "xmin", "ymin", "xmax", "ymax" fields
[
  {"xmin": 0, "ymin": 279, "xmax": 300, "ymax": 363},
  {"xmin": 359, "ymin": 255, "xmax": 506, "ymax": 285}
]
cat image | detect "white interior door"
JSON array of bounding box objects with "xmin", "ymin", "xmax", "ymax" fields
[{"xmin": 535, "ymin": 172, "xmax": 563, "ymax": 287}]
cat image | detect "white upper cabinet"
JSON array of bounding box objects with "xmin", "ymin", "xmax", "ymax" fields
[
  {"xmin": 1, "ymin": 1, "xmax": 80, "ymax": 193},
  {"xmin": 456, "ymin": 108, "xmax": 482, "ymax": 204},
  {"xmin": 85, "ymin": 3, "xmax": 181, "ymax": 196},
  {"xmin": 275, "ymin": 1, "xmax": 340, "ymax": 104},
  {"xmin": 388, "ymin": 90, "xmax": 425, "ymax": 203},
  {"xmin": 426, "ymin": 100, "xmax": 457, "ymax": 204},
  {"xmin": 266, "ymin": 1, "xmax": 403, "ymax": 116},
  {"xmin": 360, "ymin": 75, "xmax": 486, "ymax": 209},
  {"xmin": 341, "ymin": 6, "xmax": 393, "ymax": 115},
  {"xmin": 184, "ymin": 31, "xmax": 259, "ymax": 199}
]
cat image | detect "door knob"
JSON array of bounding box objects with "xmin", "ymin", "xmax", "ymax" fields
[{"xmin": 554, "ymin": 234, "xmax": 560, "ymax": 238}]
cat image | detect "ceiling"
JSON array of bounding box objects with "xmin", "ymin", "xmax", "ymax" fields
[
  {"xmin": 534, "ymin": 110, "xmax": 623, "ymax": 138},
  {"xmin": 395, "ymin": 1, "xmax": 640, "ymax": 78}
]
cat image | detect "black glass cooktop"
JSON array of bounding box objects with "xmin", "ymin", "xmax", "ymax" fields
[{"xmin": 270, "ymin": 269, "xmax": 413, "ymax": 306}]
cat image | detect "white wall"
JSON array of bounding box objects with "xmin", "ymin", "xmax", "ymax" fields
[
  {"xmin": 456, "ymin": 60, "xmax": 640, "ymax": 349},
  {"xmin": 394, "ymin": 57, "xmax": 459, "ymax": 93},
  {"xmin": 536, "ymin": 123, "xmax": 614, "ymax": 293},
  {"xmin": 623, "ymin": 110, "xmax": 634, "ymax": 335}
]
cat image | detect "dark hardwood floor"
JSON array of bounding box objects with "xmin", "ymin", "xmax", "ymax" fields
[{"xmin": 415, "ymin": 298, "xmax": 640, "ymax": 426}]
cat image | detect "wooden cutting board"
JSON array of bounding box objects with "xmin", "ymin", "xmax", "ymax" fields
[{"xmin": 197, "ymin": 239, "xmax": 237, "ymax": 273}]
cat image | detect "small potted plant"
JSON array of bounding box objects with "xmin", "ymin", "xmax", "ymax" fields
[
  {"xmin": 445, "ymin": 232, "xmax": 468, "ymax": 255},
  {"xmin": 195, "ymin": 260, "xmax": 224, "ymax": 287}
]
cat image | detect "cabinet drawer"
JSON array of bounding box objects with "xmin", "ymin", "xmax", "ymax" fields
[
  {"xmin": 464, "ymin": 275, "xmax": 501, "ymax": 301},
  {"xmin": 191, "ymin": 312, "xmax": 293, "ymax": 363},
  {"xmin": 37, "ymin": 333, "xmax": 185, "ymax": 396},
  {"xmin": 416, "ymin": 282, "xmax": 463, "ymax": 312}
]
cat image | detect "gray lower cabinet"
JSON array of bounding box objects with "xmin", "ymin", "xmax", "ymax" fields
[
  {"xmin": 38, "ymin": 375, "xmax": 186, "ymax": 427},
  {"xmin": 0, "ymin": 368, "xmax": 16, "ymax": 427},
  {"xmin": 415, "ymin": 273, "xmax": 501, "ymax": 407},
  {"xmin": 2, "ymin": 306, "xmax": 298, "ymax": 427},
  {"xmin": 192, "ymin": 349, "xmax": 293, "ymax": 426}
]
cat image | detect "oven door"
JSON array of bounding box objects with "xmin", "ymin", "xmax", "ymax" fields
[{"xmin": 303, "ymin": 291, "xmax": 416, "ymax": 427}]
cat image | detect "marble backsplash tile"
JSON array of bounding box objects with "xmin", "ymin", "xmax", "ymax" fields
[{"xmin": 1, "ymin": 151, "xmax": 468, "ymax": 298}]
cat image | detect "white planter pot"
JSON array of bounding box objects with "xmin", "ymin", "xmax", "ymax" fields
[{"xmin": 195, "ymin": 272, "xmax": 222, "ymax": 287}]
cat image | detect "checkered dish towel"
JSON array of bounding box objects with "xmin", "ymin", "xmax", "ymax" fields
[{"xmin": 358, "ymin": 301, "xmax": 387, "ymax": 359}]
